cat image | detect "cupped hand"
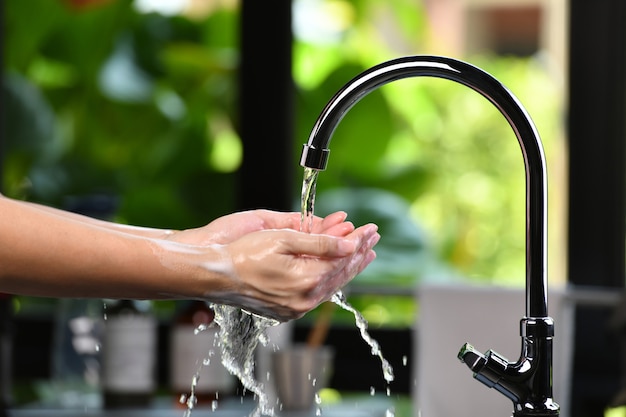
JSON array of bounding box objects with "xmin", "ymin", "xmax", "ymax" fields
[
  {"xmin": 169, "ymin": 210, "xmax": 355, "ymax": 246},
  {"xmin": 209, "ymin": 223, "xmax": 380, "ymax": 321}
]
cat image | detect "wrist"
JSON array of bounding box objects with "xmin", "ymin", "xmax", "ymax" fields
[{"xmin": 151, "ymin": 239, "xmax": 235, "ymax": 301}]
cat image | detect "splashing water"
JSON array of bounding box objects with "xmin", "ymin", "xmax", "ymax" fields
[
  {"xmin": 211, "ymin": 304, "xmax": 279, "ymax": 417},
  {"xmin": 180, "ymin": 304, "xmax": 279, "ymax": 417},
  {"xmin": 300, "ymin": 168, "xmax": 395, "ymax": 386}
]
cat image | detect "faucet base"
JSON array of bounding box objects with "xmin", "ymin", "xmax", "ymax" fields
[{"xmin": 458, "ymin": 316, "xmax": 560, "ymax": 417}]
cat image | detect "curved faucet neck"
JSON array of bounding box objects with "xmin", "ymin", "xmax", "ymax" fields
[
  {"xmin": 300, "ymin": 55, "xmax": 558, "ymax": 416},
  {"xmin": 300, "ymin": 55, "xmax": 548, "ymax": 319}
]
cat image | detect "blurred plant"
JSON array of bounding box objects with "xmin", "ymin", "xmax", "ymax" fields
[{"xmin": 4, "ymin": 0, "xmax": 240, "ymax": 229}]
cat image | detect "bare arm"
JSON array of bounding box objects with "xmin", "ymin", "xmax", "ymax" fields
[
  {"xmin": 19, "ymin": 199, "xmax": 177, "ymax": 239},
  {"xmin": 0, "ymin": 195, "xmax": 203, "ymax": 299},
  {"xmin": 0, "ymin": 194, "xmax": 379, "ymax": 320}
]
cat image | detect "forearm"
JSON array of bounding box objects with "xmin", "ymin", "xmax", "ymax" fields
[
  {"xmin": 0, "ymin": 196, "xmax": 224, "ymax": 299},
  {"xmin": 20, "ymin": 199, "xmax": 176, "ymax": 239}
]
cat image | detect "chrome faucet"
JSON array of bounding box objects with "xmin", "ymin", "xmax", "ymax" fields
[{"xmin": 299, "ymin": 55, "xmax": 559, "ymax": 417}]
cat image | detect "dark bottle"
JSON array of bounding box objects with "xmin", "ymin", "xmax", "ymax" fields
[
  {"xmin": 0, "ymin": 294, "xmax": 13, "ymax": 416},
  {"xmin": 170, "ymin": 301, "xmax": 235, "ymax": 408},
  {"xmin": 101, "ymin": 300, "xmax": 157, "ymax": 409}
]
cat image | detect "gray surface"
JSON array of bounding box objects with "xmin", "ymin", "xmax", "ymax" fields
[
  {"xmin": 9, "ymin": 407, "xmax": 375, "ymax": 417},
  {"xmin": 9, "ymin": 397, "xmax": 388, "ymax": 417}
]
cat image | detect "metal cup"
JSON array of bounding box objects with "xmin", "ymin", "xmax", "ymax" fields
[{"xmin": 271, "ymin": 345, "xmax": 334, "ymax": 411}]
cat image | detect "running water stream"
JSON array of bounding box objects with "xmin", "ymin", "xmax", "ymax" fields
[
  {"xmin": 300, "ymin": 167, "xmax": 320, "ymax": 234},
  {"xmin": 301, "ymin": 168, "xmax": 395, "ymax": 385},
  {"xmin": 182, "ymin": 168, "xmax": 394, "ymax": 417}
]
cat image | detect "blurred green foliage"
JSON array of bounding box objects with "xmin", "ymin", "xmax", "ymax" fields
[
  {"xmin": 293, "ymin": 0, "xmax": 561, "ymax": 290},
  {"xmin": 3, "ymin": 0, "xmax": 561, "ymax": 327},
  {"xmin": 4, "ymin": 0, "xmax": 240, "ymax": 229}
]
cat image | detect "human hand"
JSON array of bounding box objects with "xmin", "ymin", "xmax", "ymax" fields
[
  {"xmin": 169, "ymin": 210, "xmax": 355, "ymax": 246},
  {"xmin": 207, "ymin": 223, "xmax": 379, "ymax": 321}
]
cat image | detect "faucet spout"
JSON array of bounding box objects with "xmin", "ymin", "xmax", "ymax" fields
[{"xmin": 300, "ymin": 55, "xmax": 559, "ymax": 416}]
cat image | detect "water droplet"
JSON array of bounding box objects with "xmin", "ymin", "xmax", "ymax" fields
[
  {"xmin": 370, "ymin": 387, "xmax": 376, "ymax": 396},
  {"xmin": 312, "ymin": 378, "xmax": 317, "ymax": 387},
  {"xmin": 382, "ymin": 363, "xmax": 395, "ymax": 383},
  {"xmin": 179, "ymin": 394, "xmax": 187, "ymax": 404},
  {"xmin": 315, "ymin": 393, "xmax": 322, "ymax": 404},
  {"xmin": 194, "ymin": 323, "xmax": 209, "ymax": 335},
  {"xmin": 211, "ymin": 400, "xmax": 219, "ymax": 411},
  {"xmin": 402, "ymin": 355, "xmax": 408, "ymax": 366},
  {"xmin": 202, "ymin": 358, "xmax": 211, "ymax": 366},
  {"xmin": 386, "ymin": 387, "xmax": 391, "ymax": 396},
  {"xmin": 186, "ymin": 394, "xmax": 197, "ymax": 410},
  {"xmin": 385, "ymin": 408, "xmax": 395, "ymax": 417}
]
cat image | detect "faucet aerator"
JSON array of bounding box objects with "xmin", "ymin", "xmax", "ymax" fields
[{"xmin": 458, "ymin": 342, "xmax": 487, "ymax": 372}]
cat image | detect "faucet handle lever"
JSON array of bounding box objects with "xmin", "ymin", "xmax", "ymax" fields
[{"xmin": 458, "ymin": 342, "xmax": 520, "ymax": 402}]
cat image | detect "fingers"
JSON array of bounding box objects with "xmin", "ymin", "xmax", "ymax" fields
[
  {"xmin": 252, "ymin": 210, "xmax": 353, "ymax": 236},
  {"xmin": 316, "ymin": 211, "xmax": 348, "ymax": 232},
  {"xmin": 321, "ymin": 221, "xmax": 355, "ymax": 237},
  {"xmin": 282, "ymin": 224, "xmax": 378, "ymax": 258},
  {"xmin": 317, "ymin": 212, "xmax": 354, "ymax": 237},
  {"xmin": 328, "ymin": 231, "xmax": 380, "ymax": 292},
  {"xmin": 280, "ymin": 223, "xmax": 380, "ymax": 305},
  {"xmin": 220, "ymin": 216, "xmax": 379, "ymax": 321},
  {"xmin": 281, "ymin": 210, "xmax": 350, "ymax": 234}
]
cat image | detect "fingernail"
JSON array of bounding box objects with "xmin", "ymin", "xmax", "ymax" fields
[
  {"xmin": 368, "ymin": 232, "xmax": 381, "ymax": 247},
  {"xmin": 360, "ymin": 224, "xmax": 378, "ymax": 241}
]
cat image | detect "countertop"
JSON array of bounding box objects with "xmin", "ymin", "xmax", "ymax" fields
[{"xmin": 9, "ymin": 396, "xmax": 392, "ymax": 417}]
